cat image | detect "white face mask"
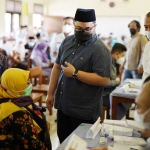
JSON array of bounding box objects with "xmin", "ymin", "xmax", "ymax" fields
[
  {"xmin": 28, "ymin": 42, "xmax": 35, "ymax": 47},
  {"xmin": 63, "ymin": 24, "xmax": 73, "ymax": 34},
  {"xmin": 134, "ymin": 108, "xmax": 150, "ymax": 129},
  {"xmin": 116, "ymin": 57, "xmax": 125, "ymax": 65},
  {"xmin": 146, "ymin": 31, "xmax": 150, "ymax": 40}
]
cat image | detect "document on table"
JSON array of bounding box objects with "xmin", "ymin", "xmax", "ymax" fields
[
  {"xmin": 130, "ymin": 146, "xmax": 145, "ymax": 150},
  {"xmin": 126, "ymin": 120, "xmax": 145, "ymax": 131},
  {"xmin": 127, "ymin": 80, "xmax": 142, "ymax": 86},
  {"xmin": 119, "ymin": 84, "xmax": 130, "ymax": 93},
  {"xmin": 85, "ymin": 117, "xmax": 101, "ymax": 139},
  {"xmin": 128, "ymin": 88, "xmax": 140, "ymax": 93},
  {"xmin": 64, "ymin": 134, "xmax": 88, "ymax": 150},
  {"xmin": 103, "ymin": 124, "xmax": 133, "ymax": 136},
  {"xmin": 104, "ymin": 119, "xmax": 145, "ymax": 132},
  {"xmin": 114, "ymin": 135, "xmax": 147, "ymax": 146},
  {"xmin": 104, "ymin": 119, "xmax": 127, "ymax": 127}
]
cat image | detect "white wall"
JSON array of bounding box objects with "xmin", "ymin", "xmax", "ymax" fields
[
  {"xmin": 47, "ymin": 0, "xmax": 150, "ymax": 34},
  {"xmin": 0, "ymin": 0, "xmax": 6, "ymax": 33}
]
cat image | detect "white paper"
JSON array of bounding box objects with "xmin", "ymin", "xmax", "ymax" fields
[
  {"xmin": 119, "ymin": 84, "xmax": 129, "ymax": 93},
  {"xmin": 126, "ymin": 120, "xmax": 145, "ymax": 131},
  {"xmin": 127, "ymin": 80, "xmax": 142, "ymax": 86},
  {"xmin": 85, "ymin": 117, "xmax": 101, "ymax": 139},
  {"xmin": 104, "ymin": 124, "xmax": 133, "ymax": 136},
  {"xmin": 104, "ymin": 119, "xmax": 127, "ymax": 127},
  {"xmin": 64, "ymin": 134, "xmax": 88, "ymax": 150},
  {"xmin": 114, "ymin": 135, "xmax": 147, "ymax": 146},
  {"xmin": 128, "ymin": 88, "xmax": 140, "ymax": 93},
  {"xmin": 130, "ymin": 146, "xmax": 145, "ymax": 150}
]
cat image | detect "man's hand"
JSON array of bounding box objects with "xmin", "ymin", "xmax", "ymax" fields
[
  {"xmin": 140, "ymin": 129, "xmax": 150, "ymax": 138},
  {"xmin": 53, "ymin": 51, "xmax": 57, "ymax": 57},
  {"xmin": 119, "ymin": 65, "xmax": 124, "ymax": 73},
  {"xmin": 46, "ymin": 94, "xmax": 54, "ymax": 112},
  {"xmin": 46, "ymin": 121, "xmax": 50, "ymax": 131},
  {"xmin": 49, "ymin": 62, "xmax": 54, "ymax": 67},
  {"xmin": 61, "ymin": 62, "xmax": 75, "ymax": 77},
  {"xmin": 137, "ymin": 65, "xmax": 143, "ymax": 74}
]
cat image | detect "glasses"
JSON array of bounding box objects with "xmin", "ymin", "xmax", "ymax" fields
[{"xmin": 74, "ymin": 24, "xmax": 95, "ymax": 33}]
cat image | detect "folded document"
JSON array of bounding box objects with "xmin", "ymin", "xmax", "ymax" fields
[
  {"xmin": 85, "ymin": 117, "xmax": 101, "ymax": 139},
  {"xmin": 114, "ymin": 135, "xmax": 147, "ymax": 146}
]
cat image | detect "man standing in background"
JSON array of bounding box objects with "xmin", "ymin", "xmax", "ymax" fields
[
  {"xmin": 121, "ymin": 20, "xmax": 148, "ymax": 81},
  {"xmin": 50, "ymin": 17, "xmax": 74, "ymax": 62}
]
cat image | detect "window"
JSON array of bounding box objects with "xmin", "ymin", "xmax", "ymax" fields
[
  {"xmin": 33, "ymin": 14, "xmax": 42, "ymax": 28},
  {"xmin": 34, "ymin": 4, "xmax": 43, "ymax": 15},
  {"xmin": 5, "ymin": 0, "xmax": 21, "ymax": 38},
  {"xmin": 33, "ymin": 4, "xmax": 43, "ymax": 28}
]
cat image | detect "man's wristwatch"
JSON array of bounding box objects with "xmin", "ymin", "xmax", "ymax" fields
[{"xmin": 72, "ymin": 69, "xmax": 78, "ymax": 78}]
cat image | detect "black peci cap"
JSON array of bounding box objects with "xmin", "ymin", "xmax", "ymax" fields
[{"xmin": 74, "ymin": 8, "xmax": 96, "ymax": 22}]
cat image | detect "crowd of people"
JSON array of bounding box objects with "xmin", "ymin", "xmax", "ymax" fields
[{"xmin": 0, "ymin": 8, "xmax": 150, "ymax": 150}]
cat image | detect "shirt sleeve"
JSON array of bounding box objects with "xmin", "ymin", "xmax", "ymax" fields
[
  {"xmin": 91, "ymin": 45, "xmax": 112, "ymax": 78},
  {"xmin": 9, "ymin": 111, "xmax": 48, "ymax": 150},
  {"xmin": 33, "ymin": 55, "xmax": 49, "ymax": 67},
  {"xmin": 139, "ymin": 35, "xmax": 148, "ymax": 65},
  {"xmin": 107, "ymin": 79, "xmax": 119, "ymax": 87},
  {"xmin": 50, "ymin": 37, "xmax": 57, "ymax": 53}
]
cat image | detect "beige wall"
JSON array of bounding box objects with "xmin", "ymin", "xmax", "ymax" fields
[
  {"xmin": 1, "ymin": 0, "xmax": 150, "ymax": 34},
  {"xmin": 0, "ymin": 0, "xmax": 5, "ymax": 33},
  {"xmin": 21, "ymin": 0, "xmax": 49, "ymax": 25},
  {"xmin": 0, "ymin": 0, "xmax": 49, "ymax": 32},
  {"xmin": 47, "ymin": 0, "xmax": 150, "ymax": 33}
]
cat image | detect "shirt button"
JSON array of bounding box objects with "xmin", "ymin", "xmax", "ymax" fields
[
  {"xmin": 72, "ymin": 53, "xmax": 74, "ymax": 54},
  {"xmin": 60, "ymin": 92, "xmax": 62, "ymax": 94},
  {"xmin": 62, "ymin": 82, "xmax": 63, "ymax": 84}
]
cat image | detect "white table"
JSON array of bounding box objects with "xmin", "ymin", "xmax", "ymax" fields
[
  {"xmin": 110, "ymin": 79, "xmax": 142, "ymax": 120},
  {"xmin": 56, "ymin": 123, "xmax": 145, "ymax": 150}
]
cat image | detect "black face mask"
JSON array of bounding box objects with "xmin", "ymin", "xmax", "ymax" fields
[
  {"xmin": 130, "ymin": 28, "xmax": 136, "ymax": 35},
  {"xmin": 75, "ymin": 31, "xmax": 92, "ymax": 43}
]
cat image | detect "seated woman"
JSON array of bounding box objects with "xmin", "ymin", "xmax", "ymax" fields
[
  {"xmin": 30, "ymin": 41, "xmax": 53, "ymax": 83},
  {"xmin": 0, "ymin": 68, "xmax": 51, "ymax": 150}
]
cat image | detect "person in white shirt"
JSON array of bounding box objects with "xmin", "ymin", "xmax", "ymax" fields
[
  {"xmin": 50, "ymin": 17, "xmax": 74, "ymax": 62},
  {"xmin": 12, "ymin": 39, "xmax": 27, "ymax": 62},
  {"xmin": 134, "ymin": 76, "xmax": 150, "ymax": 149},
  {"xmin": 0, "ymin": 34, "xmax": 13, "ymax": 56},
  {"xmin": 142, "ymin": 12, "xmax": 150, "ymax": 82}
]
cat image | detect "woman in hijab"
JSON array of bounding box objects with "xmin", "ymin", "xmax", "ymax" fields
[
  {"xmin": 30, "ymin": 41, "xmax": 53, "ymax": 83},
  {"xmin": 0, "ymin": 68, "xmax": 51, "ymax": 150}
]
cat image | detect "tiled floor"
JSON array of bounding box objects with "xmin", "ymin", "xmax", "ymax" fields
[{"xmin": 44, "ymin": 107, "xmax": 59, "ymax": 150}]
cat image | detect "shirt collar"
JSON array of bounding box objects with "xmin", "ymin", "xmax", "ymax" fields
[{"xmin": 131, "ymin": 32, "xmax": 140, "ymax": 38}]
